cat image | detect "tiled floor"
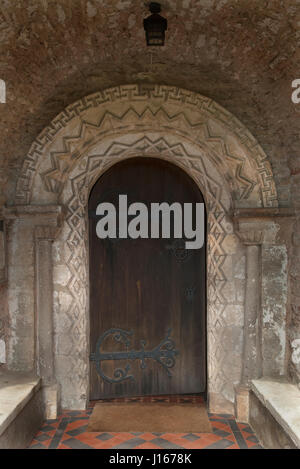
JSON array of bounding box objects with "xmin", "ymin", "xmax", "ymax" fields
[{"xmin": 28, "ymin": 395, "xmax": 263, "ymax": 449}]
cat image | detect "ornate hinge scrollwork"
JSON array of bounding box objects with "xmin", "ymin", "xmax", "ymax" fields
[{"xmin": 90, "ymin": 328, "xmax": 179, "ymax": 384}]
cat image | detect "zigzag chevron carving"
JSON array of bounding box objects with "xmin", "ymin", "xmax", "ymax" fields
[
  {"xmin": 15, "ymin": 84, "xmax": 278, "ymax": 208},
  {"xmin": 53, "ymin": 134, "xmax": 242, "ymax": 408}
]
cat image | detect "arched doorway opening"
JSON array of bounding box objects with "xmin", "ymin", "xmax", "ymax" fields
[
  {"xmin": 88, "ymin": 157, "xmax": 207, "ymax": 400},
  {"xmin": 9, "ymin": 84, "xmax": 280, "ymax": 413}
]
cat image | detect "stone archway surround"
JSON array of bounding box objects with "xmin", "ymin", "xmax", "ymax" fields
[
  {"xmin": 57, "ymin": 133, "xmax": 234, "ymax": 411},
  {"xmin": 5, "ymin": 85, "xmax": 289, "ymax": 416}
]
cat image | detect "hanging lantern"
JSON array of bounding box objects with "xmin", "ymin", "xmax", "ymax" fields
[{"xmin": 143, "ymin": 2, "xmax": 167, "ymax": 46}]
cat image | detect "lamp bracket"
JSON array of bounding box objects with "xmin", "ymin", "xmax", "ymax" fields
[{"xmin": 149, "ymin": 2, "xmax": 161, "ymax": 14}]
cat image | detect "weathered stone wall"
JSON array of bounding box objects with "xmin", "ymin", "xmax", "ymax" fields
[
  {"xmin": 6, "ymin": 217, "xmax": 36, "ymax": 372},
  {"xmin": 289, "ymin": 215, "xmax": 300, "ymax": 386},
  {"xmin": 0, "ymin": 282, "xmax": 8, "ymax": 367},
  {"xmin": 0, "ymin": 220, "xmax": 8, "ymax": 367},
  {"xmin": 0, "ymin": 1, "xmax": 299, "ymax": 209},
  {"xmin": 0, "ymin": 0, "xmax": 299, "ymax": 409}
]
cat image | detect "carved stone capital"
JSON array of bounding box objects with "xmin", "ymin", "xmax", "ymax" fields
[
  {"xmin": 3, "ymin": 204, "xmax": 64, "ymax": 224},
  {"xmin": 233, "ymin": 207, "xmax": 295, "ymax": 245},
  {"xmin": 236, "ymin": 230, "xmax": 263, "ymax": 246},
  {"xmin": 3, "ymin": 205, "xmax": 64, "ymax": 240}
]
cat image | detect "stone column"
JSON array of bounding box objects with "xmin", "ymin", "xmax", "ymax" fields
[
  {"xmin": 35, "ymin": 226, "xmax": 58, "ymax": 383},
  {"xmin": 235, "ymin": 230, "xmax": 263, "ymax": 422},
  {"xmin": 4, "ymin": 205, "xmax": 63, "ymax": 419},
  {"xmin": 239, "ymin": 233, "xmax": 263, "ymax": 384},
  {"xmin": 35, "ymin": 225, "xmax": 62, "ymax": 419},
  {"xmin": 233, "ymin": 207, "xmax": 295, "ymax": 423}
]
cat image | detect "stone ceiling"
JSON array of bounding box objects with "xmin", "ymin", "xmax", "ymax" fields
[{"xmin": 0, "ymin": 0, "xmax": 299, "ymax": 207}]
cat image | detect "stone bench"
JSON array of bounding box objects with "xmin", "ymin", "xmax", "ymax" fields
[
  {"xmin": 0, "ymin": 370, "xmax": 44, "ymax": 448},
  {"xmin": 250, "ymin": 378, "xmax": 300, "ymax": 449}
]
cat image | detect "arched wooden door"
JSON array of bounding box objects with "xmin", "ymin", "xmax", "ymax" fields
[{"xmin": 89, "ymin": 157, "xmax": 206, "ymax": 399}]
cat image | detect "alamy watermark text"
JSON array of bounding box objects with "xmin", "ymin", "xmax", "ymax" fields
[{"xmin": 95, "ymin": 195, "xmax": 205, "ymax": 250}]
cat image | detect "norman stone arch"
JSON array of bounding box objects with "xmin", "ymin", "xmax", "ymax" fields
[
  {"xmin": 15, "ymin": 84, "xmax": 277, "ymax": 208},
  {"xmin": 5, "ymin": 85, "xmax": 288, "ymax": 417}
]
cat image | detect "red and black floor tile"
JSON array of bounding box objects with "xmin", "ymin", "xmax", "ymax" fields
[{"xmin": 28, "ymin": 395, "xmax": 263, "ymax": 450}]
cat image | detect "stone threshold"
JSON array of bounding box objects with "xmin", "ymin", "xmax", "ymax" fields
[
  {"xmin": 251, "ymin": 378, "xmax": 300, "ymax": 448},
  {"xmin": 0, "ymin": 369, "xmax": 41, "ymax": 437}
]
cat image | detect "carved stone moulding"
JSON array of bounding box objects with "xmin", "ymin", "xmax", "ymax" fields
[
  {"xmin": 3, "ymin": 204, "xmax": 64, "ymax": 223},
  {"xmin": 14, "ymin": 85, "xmax": 279, "ymax": 209}
]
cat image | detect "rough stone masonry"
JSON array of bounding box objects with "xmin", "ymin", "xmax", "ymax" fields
[{"xmin": 0, "ymin": 0, "xmax": 299, "ymax": 412}]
